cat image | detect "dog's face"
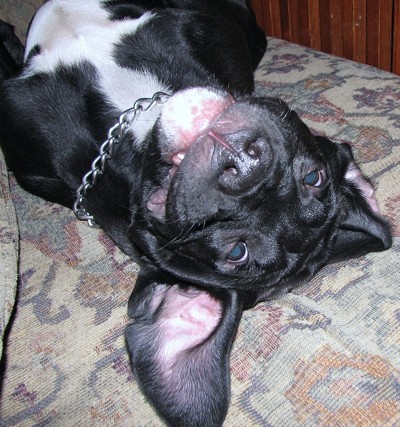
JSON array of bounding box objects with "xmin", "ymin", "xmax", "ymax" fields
[
  {"xmin": 126, "ymin": 88, "xmax": 391, "ymax": 426},
  {"xmin": 129, "ymin": 88, "xmax": 390, "ymax": 297}
]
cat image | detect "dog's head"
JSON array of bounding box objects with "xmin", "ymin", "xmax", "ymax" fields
[{"xmin": 126, "ymin": 88, "xmax": 391, "ymax": 425}]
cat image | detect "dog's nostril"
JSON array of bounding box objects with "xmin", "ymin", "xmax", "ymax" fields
[
  {"xmin": 217, "ymin": 135, "xmax": 271, "ymax": 195},
  {"xmin": 245, "ymin": 140, "xmax": 261, "ymax": 158}
]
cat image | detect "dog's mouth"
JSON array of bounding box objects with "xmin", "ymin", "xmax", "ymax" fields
[{"xmin": 147, "ymin": 88, "xmax": 236, "ymax": 220}]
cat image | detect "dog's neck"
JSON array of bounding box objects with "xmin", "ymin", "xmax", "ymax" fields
[
  {"xmin": 74, "ymin": 91, "xmax": 171, "ymax": 227},
  {"xmin": 99, "ymin": 66, "xmax": 170, "ymax": 143}
]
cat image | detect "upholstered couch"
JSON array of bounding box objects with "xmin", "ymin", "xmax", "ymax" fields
[{"xmin": 1, "ymin": 2, "xmax": 399, "ymax": 426}]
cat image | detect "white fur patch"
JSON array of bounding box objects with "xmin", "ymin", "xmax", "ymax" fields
[
  {"xmin": 24, "ymin": 0, "xmax": 150, "ymax": 71},
  {"xmin": 23, "ymin": 0, "xmax": 170, "ymax": 141}
]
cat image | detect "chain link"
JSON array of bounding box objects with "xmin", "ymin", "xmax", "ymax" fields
[{"xmin": 73, "ymin": 91, "xmax": 170, "ymax": 227}]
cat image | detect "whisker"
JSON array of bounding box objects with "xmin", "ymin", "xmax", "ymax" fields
[
  {"xmin": 208, "ymin": 130, "xmax": 237, "ymax": 154},
  {"xmin": 160, "ymin": 222, "xmax": 198, "ymax": 249}
]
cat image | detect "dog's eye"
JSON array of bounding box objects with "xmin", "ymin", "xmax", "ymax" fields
[
  {"xmin": 227, "ymin": 242, "xmax": 248, "ymax": 264},
  {"xmin": 303, "ymin": 170, "xmax": 324, "ymax": 187}
]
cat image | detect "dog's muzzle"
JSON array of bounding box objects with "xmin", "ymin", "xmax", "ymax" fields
[
  {"xmin": 159, "ymin": 88, "xmax": 273, "ymax": 193},
  {"xmin": 148, "ymin": 88, "xmax": 275, "ymax": 223}
]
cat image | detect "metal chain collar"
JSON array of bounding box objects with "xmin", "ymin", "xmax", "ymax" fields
[{"xmin": 73, "ymin": 91, "xmax": 171, "ymax": 227}]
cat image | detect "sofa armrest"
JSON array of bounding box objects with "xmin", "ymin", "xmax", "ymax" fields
[{"xmin": 0, "ymin": 149, "xmax": 19, "ymax": 361}]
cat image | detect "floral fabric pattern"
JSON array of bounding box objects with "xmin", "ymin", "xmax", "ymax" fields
[
  {"xmin": 1, "ymin": 34, "xmax": 399, "ymax": 426},
  {"xmin": 0, "ymin": 150, "xmax": 19, "ymax": 363}
]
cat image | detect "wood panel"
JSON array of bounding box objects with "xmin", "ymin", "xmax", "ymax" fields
[
  {"xmin": 352, "ymin": 0, "xmax": 367, "ymax": 63},
  {"xmin": 308, "ymin": 0, "xmax": 321, "ymax": 50},
  {"xmin": 342, "ymin": 1, "xmax": 355, "ymax": 61},
  {"xmin": 329, "ymin": 0, "xmax": 344, "ymax": 57},
  {"xmin": 394, "ymin": 0, "xmax": 400, "ymax": 74},
  {"xmin": 252, "ymin": 0, "xmax": 397, "ymax": 74}
]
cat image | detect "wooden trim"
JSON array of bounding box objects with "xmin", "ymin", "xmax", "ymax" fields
[
  {"xmin": 299, "ymin": 0, "xmax": 310, "ymax": 46},
  {"xmin": 394, "ymin": 0, "xmax": 400, "ymax": 74},
  {"xmin": 269, "ymin": 0, "xmax": 282, "ymax": 38},
  {"xmin": 353, "ymin": 0, "xmax": 367, "ymax": 63},
  {"xmin": 342, "ymin": 1, "xmax": 354, "ymax": 60},
  {"xmin": 308, "ymin": 0, "xmax": 321, "ymax": 50},
  {"xmin": 252, "ymin": 0, "xmax": 267, "ymax": 33},
  {"xmin": 329, "ymin": 1, "xmax": 344, "ymax": 57},
  {"xmin": 378, "ymin": 0, "xmax": 393, "ymax": 71},
  {"xmin": 251, "ymin": 0, "xmax": 399, "ymax": 74},
  {"xmin": 365, "ymin": 0, "xmax": 393, "ymax": 71},
  {"xmin": 366, "ymin": 1, "xmax": 379, "ymax": 68}
]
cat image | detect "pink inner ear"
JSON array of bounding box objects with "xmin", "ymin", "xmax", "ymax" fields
[
  {"xmin": 345, "ymin": 162, "xmax": 380, "ymax": 214},
  {"xmin": 156, "ymin": 285, "xmax": 222, "ymax": 369},
  {"xmin": 126, "ymin": 283, "xmax": 241, "ymax": 424}
]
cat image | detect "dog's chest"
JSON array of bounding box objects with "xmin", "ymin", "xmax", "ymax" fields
[
  {"xmin": 25, "ymin": 0, "xmax": 151, "ymax": 71},
  {"xmin": 23, "ymin": 0, "xmax": 169, "ymax": 142}
]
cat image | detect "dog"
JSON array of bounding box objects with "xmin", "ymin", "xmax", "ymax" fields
[{"xmin": 0, "ymin": 1, "xmax": 392, "ymax": 425}]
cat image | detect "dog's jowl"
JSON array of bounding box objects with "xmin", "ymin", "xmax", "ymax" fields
[{"xmin": 0, "ymin": 0, "xmax": 392, "ymax": 425}]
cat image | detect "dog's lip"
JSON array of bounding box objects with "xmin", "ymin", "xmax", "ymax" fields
[
  {"xmin": 147, "ymin": 89, "xmax": 236, "ymax": 219},
  {"xmin": 146, "ymin": 166, "xmax": 177, "ymax": 219},
  {"xmin": 147, "ymin": 131, "xmax": 233, "ymax": 220},
  {"xmin": 160, "ymin": 88, "xmax": 235, "ymax": 165}
]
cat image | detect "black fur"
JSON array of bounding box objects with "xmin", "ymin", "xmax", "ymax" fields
[
  {"xmin": 0, "ymin": 20, "xmax": 23, "ymax": 79},
  {"xmin": 0, "ymin": 1, "xmax": 391, "ymax": 426}
]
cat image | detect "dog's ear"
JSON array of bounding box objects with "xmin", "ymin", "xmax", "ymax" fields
[
  {"xmin": 125, "ymin": 267, "xmax": 243, "ymax": 426},
  {"xmin": 330, "ymin": 142, "xmax": 392, "ymax": 262}
]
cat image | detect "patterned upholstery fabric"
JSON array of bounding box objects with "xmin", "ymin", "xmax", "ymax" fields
[
  {"xmin": 0, "ymin": 13, "xmax": 399, "ymax": 426},
  {"xmin": 0, "ymin": 150, "xmax": 18, "ymax": 363}
]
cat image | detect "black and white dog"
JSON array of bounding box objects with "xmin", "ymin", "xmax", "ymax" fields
[{"xmin": 0, "ymin": 1, "xmax": 392, "ymax": 425}]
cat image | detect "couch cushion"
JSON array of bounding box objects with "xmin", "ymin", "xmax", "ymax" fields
[
  {"xmin": 0, "ymin": 149, "xmax": 19, "ymax": 362},
  {"xmin": 1, "ymin": 38, "xmax": 399, "ymax": 426}
]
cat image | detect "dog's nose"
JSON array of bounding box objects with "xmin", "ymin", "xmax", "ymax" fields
[{"xmin": 212, "ymin": 131, "xmax": 273, "ymax": 195}]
